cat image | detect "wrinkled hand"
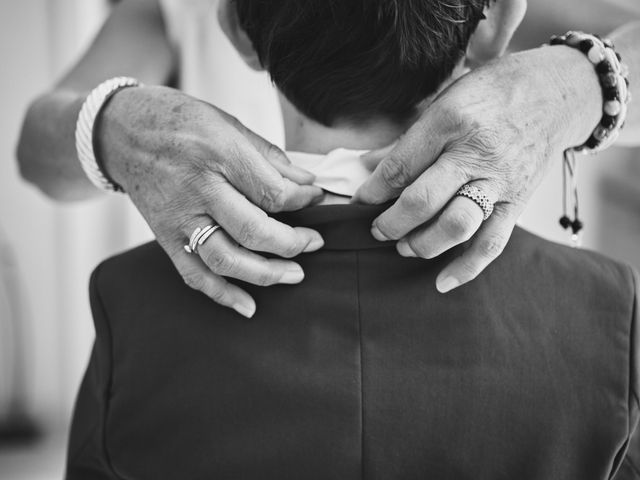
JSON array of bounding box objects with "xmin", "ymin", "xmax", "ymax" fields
[
  {"xmin": 354, "ymin": 46, "xmax": 601, "ymax": 292},
  {"xmin": 97, "ymin": 86, "xmax": 324, "ymax": 317}
]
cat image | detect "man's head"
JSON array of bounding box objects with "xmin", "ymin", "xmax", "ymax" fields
[{"xmin": 219, "ymin": 0, "xmax": 525, "ymax": 128}]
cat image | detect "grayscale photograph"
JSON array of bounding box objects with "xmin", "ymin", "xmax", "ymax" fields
[{"xmin": 0, "ymin": 0, "xmax": 639, "ymax": 478}]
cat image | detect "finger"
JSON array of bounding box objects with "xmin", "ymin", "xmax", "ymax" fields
[
  {"xmin": 352, "ymin": 111, "xmax": 449, "ymax": 204},
  {"xmin": 169, "ymin": 243, "xmax": 256, "ymax": 318},
  {"xmin": 359, "ymin": 140, "xmax": 398, "ymax": 171},
  {"xmin": 205, "ymin": 185, "xmax": 324, "ymax": 257},
  {"xmin": 217, "ymin": 140, "xmax": 323, "ymax": 212},
  {"xmin": 435, "ymin": 205, "xmax": 517, "ymax": 293},
  {"xmin": 370, "ymin": 154, "xmax": 469, "ymax": 241},
  {"xmin": 396, "ymin": 195, "xmax": 485, "ymax": 259},
  {"xmin": 196, "ymin": 227, "xmax": 306, "ymax": 286},
  {"xmin": 231, "ymin": 116, "xmax": 317, "ymax": 186}
]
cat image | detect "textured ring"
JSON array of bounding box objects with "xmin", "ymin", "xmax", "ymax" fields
[
  {"xmin": 184, "ymin": 224, "xmax": 222, "ymax": 254},
  {"xmin": 455, "ymin": 184, "xmax": 494, "ymax": 221}
]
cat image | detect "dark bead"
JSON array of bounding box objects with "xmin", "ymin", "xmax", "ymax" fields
[
  {"xmin": 603, "ymin": 87, "xmax": 619, "ymax": 101},
  {"xmin": 596, "ymin": 61, "xmax": 613, "ymax": 74},
  {"xmin": 571, "ymin": 219, "xmax": 584, "ymax": 234},
  {"xmin": 616, "ymin": 52, "xmax": 622, "ymax": 61},
  {"xmin": 601, "ymin": 115, "xmax": 616, "ymax": 129},
  {"xmin": 600, "ymin": 73, "xmax": 617, "ymax": 88},
  {"xmin": 559, "ymin": 215, "xmax": 572, "ymax": 229},
  {"xmin": 585, "ymin": 135, "xmax": 599, "ymax": 149},
  {"xmin": 579, "ymin": 39, "xmax": 594, "ymax": 53},
  {"xmin": 625, "ymin": 77, "xmax": 630, "ymax": 87}
]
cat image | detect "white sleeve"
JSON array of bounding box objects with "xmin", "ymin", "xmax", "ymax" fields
[{"xmin": 156, "ymin": 0, "xmax": 184, "ymax": 51}]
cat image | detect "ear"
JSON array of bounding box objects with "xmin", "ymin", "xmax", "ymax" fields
[
  {"xmin": 466, "ymin": 0, "xmax": 527, "ymax": 67},
  {"xmin": 217, "ymin": 0, "xmax": 263, "ymax": 70}
]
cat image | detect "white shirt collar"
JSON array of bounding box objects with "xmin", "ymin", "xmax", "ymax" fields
[{"xmin": 287, "ymin": 148, "xmax": 371, "ymax": 204}]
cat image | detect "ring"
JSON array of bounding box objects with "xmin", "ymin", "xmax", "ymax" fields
[
  {"xmin": 455, "ymin": 184, "xmax": 494, "ymax": 220},
  {"xmin": 184, "ymin": 223, "xmax": 222, "ymax": 254}
]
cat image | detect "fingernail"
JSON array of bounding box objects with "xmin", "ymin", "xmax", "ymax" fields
[
  {"xmin": 280, "ymin": 265, "xmax": 305, "ymax": 284},
  {"xmin": 397, "ymin": 240, "xmax": 416, "ymax": 257},
  {"xmin": 436, "ymin": 276, "xmax": 460, "ymax": 293},
  {"xmin": 371, "ymin": 225, "xmax": 390, "ymax": 241},
  {"xmin": 303, "ymin": 236, "xmax": 324, "ymax": 252},
  {"xmin": 233, "ymin": 302, "xmax": 256, "ymax": 319},
  {"xmin": 311, "ymin": 192, "xmax": 326, "ymax": 206}
]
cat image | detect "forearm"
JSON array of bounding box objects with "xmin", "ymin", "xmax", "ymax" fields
[
  {"xmin": 16, "ymin": 0, "xmax": 175, "ymax": 201},
  {"xmin": 610, "ymin": 21, "xmax": 640, "ymax": 144},
  {"xmin": 17, "ymin": 90, "xmax": 95, "ymax": 201}
]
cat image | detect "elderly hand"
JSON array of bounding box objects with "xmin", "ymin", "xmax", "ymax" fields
[
  {"xmin": 97, "ymin": 86, "xmax": 325, "ymax": 318},
  {"xmin": 354, "ymin": 45, "xmax": 602, "ymax": 292}
]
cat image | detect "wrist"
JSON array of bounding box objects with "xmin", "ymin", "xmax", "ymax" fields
[
  {"xmin": 75, "ymin": 77, "xmax": 142, "ymax": 193},
  {"xmin": 93, "ymin": 86, "xmax": 141, "ymax": 191},
  {"xmin": 551, "ymin": 45, "xmax": 603, "ymax": 149}
]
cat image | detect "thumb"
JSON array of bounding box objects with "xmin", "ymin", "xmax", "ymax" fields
[{"xmin": 360, "ymin": 141, "xmax": 398, "ymax": 171}]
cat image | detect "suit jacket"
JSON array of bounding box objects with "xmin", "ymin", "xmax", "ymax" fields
[{"xmin": 66, "ymin": 204, "xmax": 639, "ymax": 480}]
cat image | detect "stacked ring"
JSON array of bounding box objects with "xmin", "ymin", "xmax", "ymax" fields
[
  {"xmin": 184, "ymin": 224, "xmax": 222, "ymax": 254},
  {"xmin": 455, "ymin": 184, "xmax": 494, "ymax": 221}
]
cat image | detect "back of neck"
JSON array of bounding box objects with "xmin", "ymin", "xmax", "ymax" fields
[{"xmin": 279, "ymin": 94, "xmax": 406, "ymax": 154}]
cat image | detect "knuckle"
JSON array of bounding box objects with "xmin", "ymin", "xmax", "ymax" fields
[
  {"xmin": 379, "ymin": 156, "xmax": 412, "ymax": 189},
  {"xmin": 399, "ymin": 186, "xmax": 434, "ymax": 214},
  {"xmin": 205, "ymin": 250, "xmax": 238, "ymax": 276},
  {"xmin": 208, "ymin": 285, "xmax": 229, "ymax": 305},
  {"xmin": 259, "ymin": 183, "xmax": 287, "ymax": 213},
  {"xmin": 254, "ymin": 267, "xmax": 279, "ymax": 286},
  {"xmin": 457, "ymin": 259, "xmax": 480, "ymax": 280},
  {"xmin": 406, "ymin": 236, "xmax": 431, "ymax": 258},
  {"xmin": 473, "ymin": 129, "xmax": 503, "ymax": 156},
  {"xmin": 279, "ymin": 238, "xmax": 302, "ymax": 258},
  {"xmin": 236, "ymin": 218, "xmax": 268, "ymax": 248},
  {"xmin": 441, "ymin": 209, "xmax": 477, "ymax": 240},
  {"xmin": 182, "ymin": 271, "xmax": 204, "ymax": 291},
  {"xmin": 477, "ymin": 233, "xmax": 507, "ymax": 259},
  {"xmin": 266, "ymin": 143, "xmax": 284, "ymax": 163}
]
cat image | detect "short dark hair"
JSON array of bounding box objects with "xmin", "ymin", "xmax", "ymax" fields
[{"xmin": 234, "ymin": 0, "xmax": 489, "ymax": 126}]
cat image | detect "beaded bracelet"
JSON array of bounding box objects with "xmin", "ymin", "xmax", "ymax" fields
[
  {"xmin": 549, "ymin": 31, "xmax": 631, "ymax": 153},
  {"xmin": 547, "ymin": 31, "xmax": 631, "ymax": 244}
]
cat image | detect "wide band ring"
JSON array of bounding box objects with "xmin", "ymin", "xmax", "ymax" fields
[
  {"xmin": 184, "ymin": 223, "xmax": 222, "ymax": 254},
  {"xmin": 455, "ymin": 184, "xmax": 494, "ymax": 221}
]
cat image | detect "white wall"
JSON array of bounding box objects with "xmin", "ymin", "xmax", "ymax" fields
[{"xmin": 0, "ymin": 0, "xmax": 151, "ymax": 426}]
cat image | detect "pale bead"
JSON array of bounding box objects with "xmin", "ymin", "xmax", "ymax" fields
[
  {"xmin": 618, "ymin": 76, "xmax": 628, "ymax": 102},
  {"xmin": 602, "ymin": 130, "xmax": 620, "ymax": 149},
  {"xmin": 621, "ymin": 64, "xmax": 630, "ymax": 77},
  {"xmin": 604, "ymin": 100, "xmax": 622, "ymax": 116},
  {"xmin": 566, "ymin": 32, "xmax": 583, "ymax": 47},
  {"xmin": 587, "ymin": 45, "xmax": 605, "ymax": 64}
]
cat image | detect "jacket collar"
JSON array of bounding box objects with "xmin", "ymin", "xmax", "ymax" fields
[{"xmin": 274, "ymin": 204, "xmax": 395, "ymax": 251}]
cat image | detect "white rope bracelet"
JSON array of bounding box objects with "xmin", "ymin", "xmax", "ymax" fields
[{"xmin": 75, "ymin": 76, "xmax": 142, "ymax": 193}]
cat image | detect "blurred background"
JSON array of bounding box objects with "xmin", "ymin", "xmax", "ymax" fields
[{"xmin": 0, "ymin": 1, "xmax": 638, "ymax": 479}]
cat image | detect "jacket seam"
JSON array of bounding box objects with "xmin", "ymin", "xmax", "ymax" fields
[
  {"xmin": 629, "ymin": 267, "xmax": 639, "ymax": 431},
  {"xmin": 355, "ymin": 251, "xmax": 365, "ymax": 480}
]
